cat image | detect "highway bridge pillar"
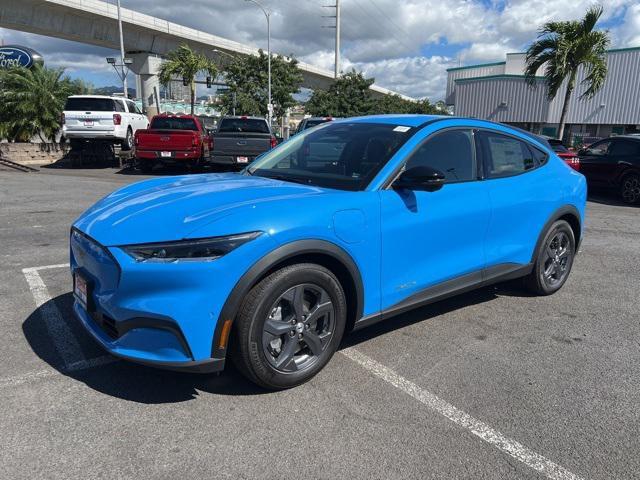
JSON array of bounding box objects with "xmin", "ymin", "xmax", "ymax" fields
[{"xmin": 128, "ymin": 53, "xmax": 162, "ymax": 118}]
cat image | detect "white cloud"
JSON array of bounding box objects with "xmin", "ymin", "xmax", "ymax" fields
[{"xmin": 1, "ymin": 0, "xmax": 638, "ymax": 101}]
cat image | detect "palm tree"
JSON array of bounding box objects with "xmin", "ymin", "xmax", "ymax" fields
[
  {"xmin": 159, "ymin": 44, "xmax": 218, "ymax": 115},
  {"xmin": 525, "ymin": 5, "xmax": 610, "ymax": 142},
  {"xmin": 0, "ymin": 65, "xmax": 76, "ymax": 142}
]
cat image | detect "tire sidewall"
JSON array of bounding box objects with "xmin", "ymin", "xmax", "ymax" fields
[
  {"xmin": 534, "ymin": 220, "xmax": 575, "ymax": 294},
  {"xmin": 122, "ymin": 128, "xmax": 133, "ymax": 151},
  {"xmin": 244, "ymin": 266, "xmax": 347, "ymax": 389}
]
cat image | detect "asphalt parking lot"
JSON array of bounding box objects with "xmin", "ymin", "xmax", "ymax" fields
[{"xmin": 1, "ymin": 165, "xmax": 639, "ymax": 480}]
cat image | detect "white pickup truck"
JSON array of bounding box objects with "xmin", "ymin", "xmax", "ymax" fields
[{"xmin": 62, "ymin": 95, "xmax": 148, "ymax": 150}]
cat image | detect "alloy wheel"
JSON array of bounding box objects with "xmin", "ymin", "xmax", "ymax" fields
[
  {"xmin": 262, "ymin": 283, "xmax": 335, "ymax": 373},
  {"xmin": 621, "ymin": 175, "xmax": 640, "ymax": 204},
  {"xmin": 542, "ymin": 230, "xmax": 572, "ymax": 288}
]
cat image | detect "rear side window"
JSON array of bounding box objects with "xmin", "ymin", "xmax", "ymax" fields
[
  {"xmin": 610, "ymin": 140, "xmax": 640, "ymax": 156},
  {"xmin": 477, "ymin": 131, "xmax": 535, "ymax": 178},
  {"xmin": 150, "ymin": 117, "xmax": 198, "ymax": 131},
  {"xmin": 406, "ymin": 129, "xmax": 476, "ymax": 183},
  {"xmin": 219, "ymin": 118, "xmax": 269, "ymax": 133},
  {"xmin": 64, "ymin": 98, "xmax": 116, "ymax": 112}
]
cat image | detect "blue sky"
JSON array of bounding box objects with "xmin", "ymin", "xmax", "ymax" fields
[{"xmin": 1, "ymin": 0, "xmax": 638, "ymax": 100}]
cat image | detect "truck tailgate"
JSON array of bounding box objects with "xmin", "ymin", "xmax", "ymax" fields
[
  {"xmin": 137, "ymin": 130, "xmax": 196, "ymax": 150},
  {"xmin": 212, "ymin": 133, "xmax": 272, "ymax": 156}
]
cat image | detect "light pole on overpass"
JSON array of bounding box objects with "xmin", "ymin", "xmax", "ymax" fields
[
  {"xmin": 245, "ymin": 0, "xmax": 272, "ymax": 127},
  {"xmin": 116, "ymin": 0, "xmax": 128, "ymax": 98}
]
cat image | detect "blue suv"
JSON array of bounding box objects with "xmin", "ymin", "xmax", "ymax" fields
[{"xmin": 70, "ymin": 115, "xmax": 586, "ymax": 389}]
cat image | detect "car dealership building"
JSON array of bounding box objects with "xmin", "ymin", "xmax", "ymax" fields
[{"xmin": 446, "ymin": 47, "xmax": 640, "ymax": 145}]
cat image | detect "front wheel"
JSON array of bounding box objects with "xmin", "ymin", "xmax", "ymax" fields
[
  {"xmin": 525, "ymin": 220, "xmax": 575, "ymax": 295},
  {"xmin": 232, "ymin": 263, "xmax": 347, "ymax": 390},
  {"xmin": 620, "ymin": 173, "xmax": 640, "ymax": 205}
]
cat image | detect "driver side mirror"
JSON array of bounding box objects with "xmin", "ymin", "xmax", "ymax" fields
[{"xmin": 393, "ymin": 165, "xmax": 446, "ymax": 192}]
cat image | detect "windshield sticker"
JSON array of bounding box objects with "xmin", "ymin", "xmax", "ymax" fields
[{"xmin": 393, "ymin": 126, "xmax": 411, "ymax": 132}]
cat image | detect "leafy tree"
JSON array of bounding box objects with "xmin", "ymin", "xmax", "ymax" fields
[
  {"xmin": 306, "ymin": 71, "xmax": 375, "ymax": 117},
  {"xmin": 220, "ymin": 50, "xmax": 303, "ymax": 120},
  {"xmin": 0, "ymin": 65, "xmax": 76, "ymax": 142},
  {"xmin": 525, "ymin": 4, "xmax": 610, "ymax": 141},
  {"xmin": 370, "ymin": 94, "xmax": 441, "ymax": 115},
  {"xmin": 159, "ymin": 44, "xmax": 218, "ymax": 115}
]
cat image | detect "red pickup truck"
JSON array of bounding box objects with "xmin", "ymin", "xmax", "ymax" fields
[{"xmin": 134, "ymin": 114, "xmax": 212, "ymax": 173}]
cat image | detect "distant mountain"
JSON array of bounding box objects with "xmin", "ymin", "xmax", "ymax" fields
[{"xmin": 92, "ymin": 86, "xmax": 137, "ymax": 97}]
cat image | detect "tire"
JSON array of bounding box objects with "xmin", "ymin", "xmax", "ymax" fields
[
  {"xmin": 620, "ymin": 173, "xmax": 640, "ymax": 205},
  {"xmin": 232, "ymin": 263, "xmax": 347, "ymax": 390},
  {"xmin": 138, "ymin": 160, "xmax": 154, "ymax": 174},
  {"xmin": 121, "ymin": 128, "xmax": 134, "ymax": 151},
  {"xmin": 524, "ymin": 220, "xmax": 576, "ymax": 295}
]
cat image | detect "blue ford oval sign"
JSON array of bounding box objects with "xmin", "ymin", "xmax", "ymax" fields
[{"xmin": 0, "ymin": 45, "xmax": 44, "ymax": 69}]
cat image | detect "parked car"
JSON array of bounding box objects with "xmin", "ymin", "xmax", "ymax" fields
[
  {"xmin": 70, "ymin": 115, "xmax": 586, "ymax": 389},
  {"xmin": 210, "ymin": 116, "xmax": 276, "ymax": 167},
  {"xmin": 547, "ymin": 139, "xmax": 580, "ymax": 171},
  {"xmin": 134, "ymin": 114, "xmax": 211, "ymax": 173},
  {"xmin": 295, "ymin": 116, "xmax": 337, "ymax": 134},
  {"xmin": 578, "ymin": 135, "xmax": 640, "ymax": 204},
  {"xmin": 62, "ymin": 95, "xmax": 148, "ymax": 151}
]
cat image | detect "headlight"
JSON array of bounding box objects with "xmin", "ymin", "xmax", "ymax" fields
[{"xmin": 122, "ymin": 231, "xmax": 262, "ymax": 262}]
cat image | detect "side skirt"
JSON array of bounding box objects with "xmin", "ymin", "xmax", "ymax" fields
[{"xmin": 353, "ymin": 263, "xmax": 532, "ymax": 331}]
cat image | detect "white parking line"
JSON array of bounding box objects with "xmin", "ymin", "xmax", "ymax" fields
[
  {"xmin": 341, "ymin": 347, "xmax": 584, "ymax": 480},
  {"xmin": 22, "ymin": 263, "xmax": 86, "ymax": 369}
]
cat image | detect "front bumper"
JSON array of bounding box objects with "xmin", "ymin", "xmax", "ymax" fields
[{"xmin": 69, "ymin": 229, "xmax": 264, "ymax": 373}]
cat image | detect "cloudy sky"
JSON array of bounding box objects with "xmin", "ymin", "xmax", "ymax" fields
[{"xmin": 1, "ymin": 0, "xmax": 639, "ymax": 100}]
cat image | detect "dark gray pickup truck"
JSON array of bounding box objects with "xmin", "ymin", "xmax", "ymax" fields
[{"xmin": 210, "ymin": 116, "xmax": 276, "ymax": 167}]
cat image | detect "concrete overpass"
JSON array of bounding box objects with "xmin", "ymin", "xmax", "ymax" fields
[{"xmin": 0, "ymin": 0, "xmax": 412, "ymax": 114}]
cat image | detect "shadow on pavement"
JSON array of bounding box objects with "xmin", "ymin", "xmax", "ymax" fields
[
  {"xmin": 587, "ymin": 190, "xmax": 638, "ymax": 208},
  {"xmin": 22, "ymin": 293, "xmax": 266, "ymax": 403},
  {"xmin": 23, "ymin": 283, "xmax": 518, "ymax": 403}
]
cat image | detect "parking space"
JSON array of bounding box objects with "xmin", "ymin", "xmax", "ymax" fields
[{"xmin": 1, "ymin": 167, "xmax": 639, "ymax": 479}]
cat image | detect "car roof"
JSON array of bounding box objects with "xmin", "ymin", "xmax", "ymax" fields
[
  {"xmin": 339, "ymin": 114, "xmax": 444, "ymax": 127},
  {"xmin": 221, "ymin": 116, "xmax": 266, "ymax": 120},
  {"xmin": 67, "ymin": 95, "xmax": 127, "ymax": 100}
]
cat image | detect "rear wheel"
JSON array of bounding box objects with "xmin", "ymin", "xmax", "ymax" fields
[
  {"xmin": 121, "ymin": 128, "xmax": 134, "ymax": 151},
  {"xmin": 525, "ymin": 220, "xmax": 575, "ymax": 295},
  {"xmin": 232, "ymin": 263, "xmax": 347, "ymax": 390},
  {"xmin": 620, "ymin": 173, "xmax": 640, "ymax": 205}
]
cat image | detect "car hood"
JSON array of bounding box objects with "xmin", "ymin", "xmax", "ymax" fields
[{"xmin": 73, "ymin": 173, "xmax": 330, "ymax": 246}]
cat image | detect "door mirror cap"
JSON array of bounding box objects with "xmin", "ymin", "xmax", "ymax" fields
[{"xmin": 393, "ymin": 166, "xmax": 446, "ymax": 192}]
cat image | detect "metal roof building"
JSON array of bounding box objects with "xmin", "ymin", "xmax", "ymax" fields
[{"xmin": 446, "ymin": 47, "xmax": 640, "ymax": 144}]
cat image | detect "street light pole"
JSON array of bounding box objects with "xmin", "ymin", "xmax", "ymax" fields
[
  {"xmin": 116, "ymin": 0, "xmax": 128, "ymax": 98},
  {"xmin": 245, "ymin": 0, "xmax": 271, "ymax": 127}
]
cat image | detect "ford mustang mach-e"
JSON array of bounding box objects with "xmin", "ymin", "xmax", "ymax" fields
[{"xmin": 70, "ymin": 115, "xmax": 586, "ymax": 389}]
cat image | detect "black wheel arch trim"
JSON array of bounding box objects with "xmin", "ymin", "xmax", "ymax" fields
[
  {"xmin": 531, "ymin": 205, "xmax": 582, "ymax": 263},
  {"xmin": 211, "ymin": 239, "xmax": 364, "ymax": 359}
]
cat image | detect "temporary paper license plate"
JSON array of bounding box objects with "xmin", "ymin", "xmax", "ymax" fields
[
  {"xmin": 74, "ymin": 272, "xmax": 88, "ymax": 308},
  {"xmin": 237, "ymin": 156, "xmax": 249, "ymax": 163},
  {"xmin": 160, "ymin": 151, "xmax": 172, "ymax": 157},
  {"xmin": 83, "ymin": 120, "xmax": 94, "ymax": 126}
]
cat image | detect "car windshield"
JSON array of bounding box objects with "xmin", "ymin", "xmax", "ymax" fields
[
  {"xmin": 304, "ymin": 119, "xmax": 331, "ymax": 129},
  {"xmin": 246, "ymin": 122, "xmax": 415, "ymax": 191},
  {"xmin": 551, "ymin": 143, "xmax": 569, "ymax": 153},
  {"xmin": 65, "ymin": 97, "xmax": 117, "ymax": 112},
  {"xmin": 219, "ymin": 118, "xmax": 269, "ymax": 133},
  {"xmin": 151, "ymin": 117, "xmax": 198, "ymax": 130}
]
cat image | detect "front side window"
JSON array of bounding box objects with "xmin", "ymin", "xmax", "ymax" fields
[
  {"xmin": 477, "ymin": 131, "xmax": 535, "ymax": 177},
  {"xmin": 585, "ymin": 140, "xmax": 611, "ymax": 156},
  {"xmin": 406, "ymin": 129, "xmax": 476, "ymax": 183},
  {"xmin": 247, "ymin": 122, "xmax": 414, "ymax": 191}
]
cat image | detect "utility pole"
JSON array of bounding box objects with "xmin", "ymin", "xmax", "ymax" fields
[
  {"xmin": 322, "ymin": 0, "xmax": 340, "ymax": 78},
  {"xmin": 116, "ymin": 0, "xmax": 128, "ymax": 98}
]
